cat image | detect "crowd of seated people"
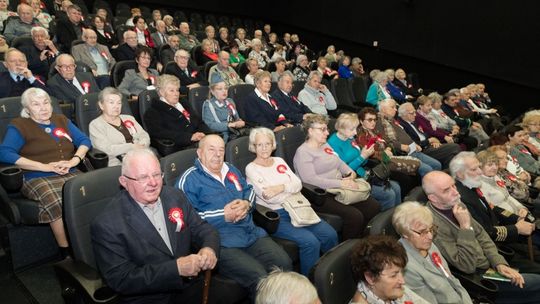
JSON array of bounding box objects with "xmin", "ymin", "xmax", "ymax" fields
[{"xmin": 3, "ymin": 2, "xmax": 540, "ymax": 303}]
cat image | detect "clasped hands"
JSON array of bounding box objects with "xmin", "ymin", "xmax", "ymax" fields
[
  {"xmin": 176, "ymin": 247, "xmax": 217, "ymax": 277},
  {"xmin": 224, "ymin": 199, "xmax": 250, "ymax": 223}
]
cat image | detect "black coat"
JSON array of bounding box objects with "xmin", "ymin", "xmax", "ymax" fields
[
  {"xmin": 0, "ymin": 72, "xmax": 49, "ymax": 98},
  {"xmin": 244, "ymin": 90, "xmax": 290, "ymax": 129},
  {"xmin": 163, "ymin": 64, "xmax": 208, "ymax": 95},
  {"xmin": 46, "ymin": 72, "xmax": 99, "ymax": 104},
  {"xmin": 271, "ymin": 88, "xmax": 311, "ymax": 125}
]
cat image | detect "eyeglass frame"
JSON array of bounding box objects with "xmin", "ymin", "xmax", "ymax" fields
[
  {"xmin": 410, "ymin": 224, "xmax": 438, "ymax": 238},
  {"xmin": 123, "ymin": 172, "xmax": 164, "ymax": 184}
]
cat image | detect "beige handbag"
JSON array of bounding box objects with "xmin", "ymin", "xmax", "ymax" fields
[
  {"xmin": 327, "ymin": 178, "xmax": 371, "ymax": 205},
  {"xmin": 282, "ymin": 193, "xmax": 321, "ymax": 227}
]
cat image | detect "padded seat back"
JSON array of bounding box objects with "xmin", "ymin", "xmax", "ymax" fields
[
  {"xmin": 188, "ymin": 86, "xmax": 210, "ymax": 121},
  {"xmin": 75, "ymin": 92, "xmax": 132, "ymax": 135},
  {"xmin": 331, "ymin": 78, "xmax": 355, "ymax": 107},
  {"xmin": 310, "ymin": 239, "xmax": 359, "ymax": 304},
  {"xmin": 291, "ymin": 80, "xmax": 306, "ymax": 98},
  {"xmin": 274, "ymin": 126, "xmax": 304, "ymax": 172},
  {"xmin": 160, "ymin": 148, "xmax": 198, "ymax": 186},
  {"xmin": 225, "ymin": 136, "xmax": 255, "ymax": 175},
  {"xmin": 111, "ymin": 60, "xmax": 137, "ymax": 87},
  {"xmin": 63, "ymin": 166, "xmax": 122, "ymax": 267},
  {"xmin": 138, "ymin": 89, "xmax": 160, "ymax": 130},
  {"xmin": 227, "ymin": 84, "xmax": 255, "ymax": 121}
]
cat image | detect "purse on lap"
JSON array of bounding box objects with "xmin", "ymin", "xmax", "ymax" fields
[
  {"xmin": 327, "ymin": 178, "xmax": 371, "ymax": 205},
  {"xmin": 281, "ymin": 192, "xmax": 321, "ymax": 227}
]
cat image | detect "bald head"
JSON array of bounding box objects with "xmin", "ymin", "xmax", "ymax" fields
[{"xmin": 422, "ymin": 171, "xmax": 461, "ymax": 210}]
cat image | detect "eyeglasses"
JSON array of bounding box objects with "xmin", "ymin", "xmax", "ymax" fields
[
  {"xmin": 176, "ymin": 55, "xmax": 189, "ymax": 60},
  {"xmin": 57, "ymin": 64, "xmax": 76, "ymax": 70},
  {"xmin": 364, "ymin": 118, "xmax": 377, "ymax": 122},
  {"xmin": 410, "ymin": 225, "xmax": 438, "ymax": 237},
  {"xmin": 123, "ymin": 172, "xmax": 164, "ymax": 184},
  {"xmin": 311, "ymin": 126, "xmax": 328, "ymax": 132}
]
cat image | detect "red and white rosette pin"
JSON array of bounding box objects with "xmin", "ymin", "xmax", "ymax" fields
[
  {"xmin": 227, "ymin": 172, "xmax": 242, "ymax": 191},
  {"xmin": 81, "ymin": 81, "xmax": 90, "ymax": 94},
  {"xmin": 431, "ymin": 252, "xmax": 450, "ymax": 278},
  {"xmin": 324, "ymin": 147, "xmax": 337, "ymax": 156},
  {"xmin": 351, "ymin": 141, "xmax": 361, "ymax": 151},
  {"xmin": 53, "ymin": 127, "xmax": 73, "ymax": 142},
  {"xmin": 453, "ymin": 109, "xmax": 459, "ymax": 116},
  {"xmin": 318, "ymin": 96, "xmax": 324, "ymax": 104},
  {"xmin": 520, "ymin": 148, "xmax": 531, "ymax": 155},
  {"xmin": 149, "ymin": 75, "xmax": 155, "ymax": 85},
  {"xmin": 276, "ymin": 114, "xmax": 286, "ymax": 123},
  {"xmin": 100, "ymin": 51, "xmax": 109, "ymax": 61},
  {"xmin": 496, "ymin": 180, "xmax": 506, "ymax": 188},
  {"xmin": 105, "ymin": 32, "xmax": 111, "ymax": 39},
  {"xmin": 376, "ymin": 135, "xmax": 386, "ymax": 143},
  {"xmin": 440, "ymin": 111, "xmax": 447, "ymax": 118},
  {"xmin": 168, "ymin": 207, "xmax": 184, "ymax": 232},
  {"xmin": 226, "ymin": 102, "xmax": 237, "ymax": 116},
  {"xmin": 181, "ymin": 109, "xmax": 190, "ymax": 121},
  {"xmin": 508, "ymin": 174, "xmax": 517, "ymax": 182},
  {"xmin": 276, "ymin": 164, "xmax": 287, "ymax": 174},
  {"xmin": 475, "ymin": 188, "xmax": 484, "ymax": 198},
  {"xmin": 270, "ymin": 99, "xmax": 278, "ymax": 110},
  {"xmin": 191, "ymin": 70, "xmax": 198, "ymax": 78},
  {"xmin": 123, "ymin": 119, "xmax": 137, "ymax": 133},
  {"xmin": 291, "ymin": 95, "xmax": 299, "ymax": 103}
]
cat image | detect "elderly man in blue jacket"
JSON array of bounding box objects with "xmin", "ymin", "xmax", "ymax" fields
[{"xmin": 178, "ymin": 134, "xmax": 292, "ymax": 300}]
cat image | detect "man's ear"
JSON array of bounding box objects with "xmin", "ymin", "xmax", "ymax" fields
[{"xmin": 119, "ymin": 175, "xmax": 127, "ymax": 188}]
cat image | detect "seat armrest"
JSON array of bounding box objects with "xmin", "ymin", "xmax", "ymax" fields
[
  {"xmin": 86, "ymin": 149, "xmax": 109, "ymax": 170},
  {"xmin": 152, "ymin": 138, "xmax": 176, "ymax": 156},
  {"xmin": 301, "ymin": 183, "xmax": 327, "ymax": 207},
  {"xmin": 0, "ymin": 184, "xmax": 21, "ymax": 224},
  {"xmin": 451, "ymin": 268, "xmax": 498, "ymax": 303},
  {"xmin": 54, "ymin": 259, "xmax": 117, "ymax": 304},
  {"xmin": 317, "ymin": 212, "xmax": 342, "ymax": 234}
]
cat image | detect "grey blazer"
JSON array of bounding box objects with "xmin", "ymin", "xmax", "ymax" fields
[
  {"xmin": 117, "ymin": 68, "xmax": 159, "ymax": 97},
  {"xmin": 399, "ymin": 238, "xmax": 473, "ymax": 304},
  {"xmin": 71, "ymin": 43, "xmax": 116, "ymax": 73},
  {"xmin": 151, "ymin": 32, "xmax": 169, "ymax": 48}
]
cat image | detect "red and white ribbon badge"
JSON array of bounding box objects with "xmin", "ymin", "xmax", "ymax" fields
[
  {"xmin": 520, "ymin": 148, "xmax": 531, "ymax": 155},
  {"xmin": 168, "ymin": 207, "xmax": 184, "ymax": 232},
  {"xmin": 123, "ymin": 119, "xmax": 137, "ymax": 133},
  {"xmin": 100, "ymin": 51, "xmax": 109, "ymax": 61},
  {"xmin": 105, "ymin": 32, "xmax": 111, "ymax": 39},
  {"xmin": 292, "ymin": 95, "xmax": 299, "ymax": 103},
  {"xmin": 53, "ymin": 127, "xmax": 73, "ymax": 142},
  {"xmin": 276, "ymin": 114, "xmax": 286, "ymax": 123},
  {"xmin": 181, "ymin": 109, "xmax": 190, "ymax": 121},
  {"xmin": 324, "ymin": 147, "xmax": 337, "ymax": 156},
  {"xmin": 34, "ymin": 75, "xmax": 45, "ymax": 85},
  {"xmin": 149, "ymin": 75, "xmax": 155, "ymax": 85},
  {"xmin": 81, "ymin": 81, "xmax": 90, "ymax": 94},
  {"xmin": 431, "ymin": 252, "xmax": 450, "ymax": 278},
  {"xmin": 226, "ymin": 102, "xmax": 237, "ymax": 116},
  {"xmin": 227, "ymin": 172, "xmax": 242, "ymax": 191},
  {"xmin": 453, "ymin": 109, "xmax": 459, "ymax": 116},
  {"xmin": 440, "ymin": 112, "xmax": 447, "ymax": 118},
  {"xmin": 351, "ymin": 141, "xmax": 361, "ymax": 151},
  {"xmin": 276, "ymin": 164, "xmax": 287, "ymax": 174},
  {"xmin": 496, "ymin": 180, "xmax": 506, "ymax": 188},
  {"xmin": 318, "ymin": 96, "xmax": 324, "ymax": 104},
  {"xmin": 191, "ymin": 70, "xmax": 198, "ymax": 78},
  {"xmin": 270, "ymin": 98, "xmax": 278, "ymax": 110},
  {"xmin": 508, "ymin": 174, "xmax": 517, "ymax": 182},
  {"xmin": 475, "ymin": 188, "xmax": 484, "ymax": 198}
]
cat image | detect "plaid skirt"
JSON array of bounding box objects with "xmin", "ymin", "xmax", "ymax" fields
[{"xmin": 21, "ymin": 171, "xmax": 81, "ymax": 223}]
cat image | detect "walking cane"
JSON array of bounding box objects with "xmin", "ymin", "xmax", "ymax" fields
[{"xmin": 202, "ymin": 269, "xmax": 212, "ymax": 304}]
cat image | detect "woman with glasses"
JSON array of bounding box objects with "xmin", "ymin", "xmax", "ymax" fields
[
  {"xmin": 392, "ymin": 201, "xmax": 473, "ymax": 304},
  {"xmin": 202, "ymin": 73, "xmax": 245, "ymax": 142},
  {"xmin": 0, "ymin": 88, "xmax": 91, "ymax": 259},
  {"xmin": 89, "ymin": 87, "xmax": 150, "ymax": 166},
  {"xmin": 328, "ymin": 113, "xmax": 401, "ymax": 211},
  {"xmin": 245, "ymin": 127, "xmax": 337, "ymax": 275},
  {"xmin": 294, "ymin": 114, "xmax": 380, "ymax": 240},
  {"xmin": 356, "ymin": 107, "xmax": 419, "ymax": 196},
  {"xmin": 350, "ymin": 235, "xmax": 430, "ymax": 304},
  {"xmin": 118, "ymin": 46, "xmax": 159, "ymax": 100}
]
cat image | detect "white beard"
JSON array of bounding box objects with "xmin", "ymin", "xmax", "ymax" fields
[{"xmin": 461, "ymin": 175, "xmax": 482, "ymax": 188}]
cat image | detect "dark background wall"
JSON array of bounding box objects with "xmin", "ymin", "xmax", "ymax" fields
[{"xmin": 114, "ymin": 0, "xmax": 539, "ymax": 117}]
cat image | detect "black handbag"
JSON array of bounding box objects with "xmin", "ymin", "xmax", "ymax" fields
[{"xmin": 366, "ymin": 162, "xmax": 391, "ymax": 188}]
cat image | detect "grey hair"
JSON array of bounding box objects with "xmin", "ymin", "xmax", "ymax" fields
[
  {"xmin": 98, "ymin": 87, "xmax": 123, "ymax": 105},
  {"xmin": 378, "ymin": 98, "xmax": 396, "ymax": 110},
  {"xmin": 392, "ymin": 201, "xmax": 433, "ymax": 237},
  {"xmin": 121, "ymin": 148, "xmax": 158, "ymax": 176},
  {"xmin": 373, "ymin": 70, "xmax": 388, "ymax": 83},
  {"xmin": 397, "ymin": 102, "xmax": 414, "ymax": 117},
  {"xmin": 306, "ymin": 70, "xmax": 322, "ymax": 82},
  {"xmin": 251, "ymin": 38, "xmax": 262, "ymax": 47},
  {"xmin": 31, "ymin": 26, "xmax": 49, "ymax": 37},
  {"xmin": 277, "ymin": 71, "xmax": 294, "ymax": 82},
  {"xmin": 248, "ymin": 127, "xmax": 276, "ymax": 153},
  {"xmin": 255, "ymin": 269, "xmax": 318, "ymax": 304},
  {"xmin": 20, "ymin": 88, "xmax": 51, "ymax": 118},
  {"xmin": 369, "ymin": 69, "xmax": 381, "ymax": 80},
  {"xmin": 427, "ymin": 92, "xmax": 442, "ymax": 104},
  {"xmin": 296, "ymin": 54, "xmax": 307, "ymax": 63},
  {"xmin": 449, "ymin": 151, "xmax": 476, "ymax": 179}
]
